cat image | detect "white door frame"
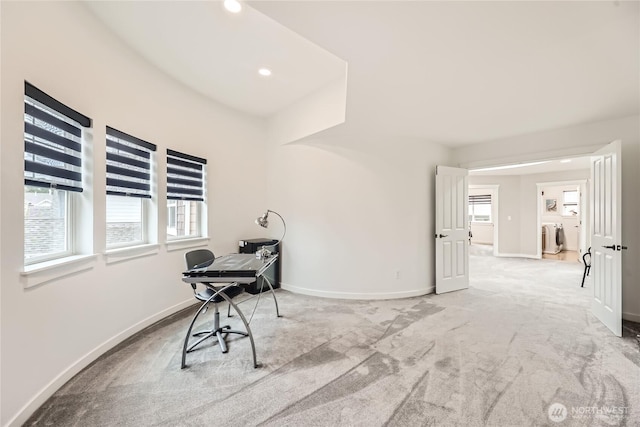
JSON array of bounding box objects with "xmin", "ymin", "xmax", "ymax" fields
[
  {"xmin": 469, "ymin": 184, "xmax": 499, "ymax": 256},
  {"xmin": 535, "ymin": 180, "xmax": 588, "ymax": 259}
]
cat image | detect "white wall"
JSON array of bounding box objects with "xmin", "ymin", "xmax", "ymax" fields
[
  {"xmin": 469, "ymin": 223, "xmax": 493, "ymax": 245},
  {"xmin": 266, "ymin": 136, "xmax": 452, "ymax": 299},
  {"xmin": 458, "ymin": 115, "xmax": 640, "ymax": 322},
  {"xmin": 0, "ymin": 2, "xmax": 268, "ymax": 425},
  {"xmin": 269, "ymin": 73, "xmax": 348, "ymax": 145}
]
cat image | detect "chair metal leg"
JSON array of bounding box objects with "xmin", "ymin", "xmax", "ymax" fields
[
  {"xmin": 581, "ymin": 265, "xmax": 591, "ymax": 288},
  {"xmin": 187, "ymin": 331, "xmax": 216, "ymax": 353},
  {"xmin": 187, "ymin": 302, "xmax": 250, "ymax": 354},
  {"xmin": 216, "ymin": 330, "xmax": 228, "ymax": 353}
]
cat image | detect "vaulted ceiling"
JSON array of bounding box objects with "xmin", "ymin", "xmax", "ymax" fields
[{"xmin": 86, "ymin": 1, "xmax": 638, "ymax": 147}]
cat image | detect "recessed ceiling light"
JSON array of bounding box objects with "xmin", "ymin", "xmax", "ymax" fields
[
  {"xmin": 258, "ymin": 68, "xmax": 272, "ymax": 77},
  {"xmin": 224, "ymin": 0, "xmax": 242, "ymax": 13},
  {"xmin": 560, "ymin": 159, "xmax": 572, "ymax": 163}
]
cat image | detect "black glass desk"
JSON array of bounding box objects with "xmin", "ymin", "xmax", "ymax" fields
[{"xmin": 181, "ymin": 253, "xmax": 280, "ymax": 369}]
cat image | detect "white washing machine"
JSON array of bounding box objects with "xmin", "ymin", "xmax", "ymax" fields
[{"xmin": 542, "ymin": 223, "xmax": 563, "ymax": 254}]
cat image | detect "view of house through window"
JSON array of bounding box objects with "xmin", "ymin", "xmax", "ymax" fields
[
  {"xmin": 24, "ymin": 186, "xmax": 69, "ymax": 261},
  {"xmin": 106, "ymin": 195, "xmax": 143, "ymax": 247},
  {"xmin": 167, "ymin": 200, "xmax": 200, "ymax": 238}
]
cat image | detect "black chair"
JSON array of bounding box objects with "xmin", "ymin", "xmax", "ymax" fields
[
  {"xmin": 581, "ymin": 247, "xmax": 592, "ymax": 287},
  {"xmin": 184, "ymin": 249, "xmax": 247, "ymax": 354}
]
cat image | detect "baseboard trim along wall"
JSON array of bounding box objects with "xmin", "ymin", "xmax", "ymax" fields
[
  {"xmin": 280, "ymin": 282, "xmax": 435, "ymax": 300},
  {"xmin": 7, "ymin": 299, "xmax": 196, "ymax": 427},
  {"xmin": 623, "ymin": 311, "xmax": 640, "ymax": 323}
]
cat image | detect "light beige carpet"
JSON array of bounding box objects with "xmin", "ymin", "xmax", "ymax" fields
[{"xmin": 27, "ymin": 248, "xmax": 640, "ymax": 426}]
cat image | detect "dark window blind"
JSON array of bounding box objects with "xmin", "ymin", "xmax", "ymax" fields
[
  {"xmin": 106, "ymin": 127, "xmax": 156, "ymax": 198},
  {"xmin": 166, "ymin": 149, "xmax": 206, "ymax": 201},
  {"xmin": 469, "ymin": 194, "xmax": 491, "ymax": 205},
  {"xmin": 24, "ymin": 82, "xmax": 92, "ymax": 192}
]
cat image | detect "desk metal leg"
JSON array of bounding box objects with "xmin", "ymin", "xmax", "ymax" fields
[
  {"xmin": 181, "ymin": 285, "xmax": 257, "ymax": 369},
  {"xmin": 261, "ymin": 276, "xmax": 280, "ymax": 317}
]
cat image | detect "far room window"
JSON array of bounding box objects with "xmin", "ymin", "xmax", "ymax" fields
[
  {"xmin": 24, "ymin": 82, "xmax": 92, "ymax": 265},
  {"xmin": 105, "ymin": 126, "xmax": 156, "ymax": 249},
  {"xmin": 166, "ymin": 149, "xmax": 206, "ymax": 240},
  {"xmin": 468, "ymin": 194, "xmax": 491, "ymax": 222},
  {"xmin": 563, "ymin": 190, "xmax": 579, "ymax": 216}
]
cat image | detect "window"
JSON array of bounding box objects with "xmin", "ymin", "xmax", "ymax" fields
[
  {"xmin": 23, "ymin": 82, "xmax": 91, "ymax": 264},
  {"xmin": 468, "ymin": 194, "xmax": 492, "ymax": 222},
  {"xmin": 563, "ymin": 190, "xmax": 579, "ymax": 216},
  {"xmin": 166, "ymin": 149, "xmax": 206, "ymax": 239},
  {"xmin": 167, "ymin": 200, "xmax": 177, "ymax": 234},
  {"xmin": 24, "ymin": 187, "xmax": 70, "ymax": 261},
  {"xmin": 105, "ymin": 126, "xmax": 156, "ymax": 248}
]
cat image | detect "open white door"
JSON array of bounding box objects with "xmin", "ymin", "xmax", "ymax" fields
[
  {"xmin": 435, "ymin": 166, "xmax": 469, "ymax": 294},
  {"xmin": 590, "ymin": 140, "xmax": 623, "ymax": 336}
]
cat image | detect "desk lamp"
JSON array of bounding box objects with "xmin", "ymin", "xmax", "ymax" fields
[{"xmin": 255, "ymin": 209, "xmax": 286, "ymax": 258}]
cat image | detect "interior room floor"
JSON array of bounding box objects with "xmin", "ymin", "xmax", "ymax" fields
[
  {"xmin": 542, "ymin": 250, "xmax": 580, "ymax": 262},
  {"xmin": 26, "ymin": 249, "xmax": 640, "ymax": 426}
]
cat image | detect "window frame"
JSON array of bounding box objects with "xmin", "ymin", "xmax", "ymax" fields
[
  {"xmin": 166, "ymin": 149, "xmax": 207, "ymax": 241},
  {"xmin": 24, "ymin": 186, "xmax": 74, "ymax": 265},
  {"xmin": 23, "ymin": 82, "xmax": 92, "ymax": 266},
  {"xmin": 105, "ymin": 126, "xmax": 156, "ymax": 250}
]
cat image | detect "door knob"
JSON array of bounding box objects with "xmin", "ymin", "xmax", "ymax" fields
[
  {"xmin": 602, "ymin": 245, "xmax": 616, "ymax": 250},
  {"xmin": 439, "ymin": 234, "xmax": 448, "ymax": 238}
]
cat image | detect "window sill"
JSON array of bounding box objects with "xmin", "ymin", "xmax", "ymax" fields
[
  {"xmin": 104, "ymin": 243, "xmax": 160, "ymax": 264},
  {"xmin": 166, "ymin": 236, "xmax": 210, "ymax": 252},
  {"xmin": 21, "ymin": 254, "xmax": 97, "ymax": 289}
]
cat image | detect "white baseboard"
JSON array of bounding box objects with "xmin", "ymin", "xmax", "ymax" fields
[
  {"xmin": 496, "ymin": 253, "xmax": 539, "ymax": 259},
  {"xmin": 623, "ymin": 311, "xmax": 640, "ymax": 323},
  {"xmin": 280, "ymin": 282, "xmax": 434, "ymax": 300},
  {"xmin": 6, "ymin": 299, "xmax": 195, "ymax": 427}
]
